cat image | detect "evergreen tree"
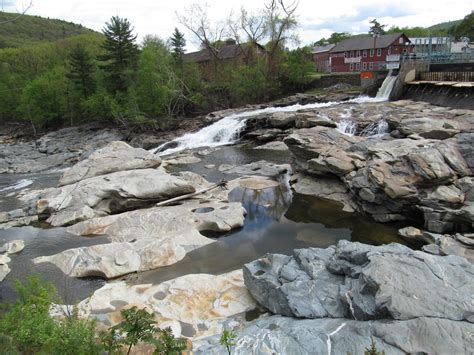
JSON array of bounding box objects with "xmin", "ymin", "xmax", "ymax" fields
[
  {"xmin": 169, "ymin": 28, "xmax": 186, "ymax": 64},
  {"xmin": 100, "ymin": 16, "xmax": 139, "ymax": 93},
  {"xmin": 67, "ymin": 44, "xmax": 96, "ymax": 98},
  {"xmin": 369, "ymin": 19, "xmax": 386, "ymax": 36}
]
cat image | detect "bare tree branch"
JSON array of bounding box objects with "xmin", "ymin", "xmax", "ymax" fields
[{"xmin": 0, "ymin": 0, "xmax": 33, "ymax": 25}]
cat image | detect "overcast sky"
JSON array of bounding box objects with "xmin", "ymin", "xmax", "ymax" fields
[{"xmin": 3, "ymin": 0, "xmax": 473, "ymax": 50}]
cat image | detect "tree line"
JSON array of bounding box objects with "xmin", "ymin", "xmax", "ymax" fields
[{"xmin": 0, "ymin": 1, "xmax": 316, "ymax": 132}]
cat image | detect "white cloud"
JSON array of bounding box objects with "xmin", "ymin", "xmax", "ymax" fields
[{"xmin": 4, "ymin": 0, "xmax": 473, "ymax": 50}]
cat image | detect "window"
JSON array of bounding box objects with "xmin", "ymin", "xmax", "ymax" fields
[
  {"xmin": 355, "ymin": 62, "xmax": 360, "ymax": 71},
  {"xmin": 369, "ymin": 62, "xmax": 373, "ymax": 70},
  {"xmin": 344, "ymin": 51, "xmax": 348, "ymax": 58},
  {"xmin": 363, "ymin": 49, "xmax": 367, "ymax": 57},
  {"xmin": 377, "ymin": 48, "xmax": 382, "ymax": 56},
  {"xmin": 356, "ymin": 50, "xmax": 361, "ymax": 57},
  {"xmin": 399, "ymin": 37, "xmax": 403, "ymax": 44},
  {"xmin": 388, "ymin": 47, "xmax": 391, "ymax": 55},
  {"xmin": 370, "ymin": 49, "xmax": 374, "ymax": 57},
  {"xmin": 362, "ymin": 62, "xmax": 367, "ymax": 70},
  {"xmin": 350, "ymin": 63, "xmax": 353, "ymax": 71},
  {"xmin": 350, "ymin": 51, "xmax": 354, "ymax": 58}
]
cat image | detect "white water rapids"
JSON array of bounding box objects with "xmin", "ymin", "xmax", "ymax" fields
[{"xmin": 152, "ymin": 93, "xmax": 393, "ymax": 155}]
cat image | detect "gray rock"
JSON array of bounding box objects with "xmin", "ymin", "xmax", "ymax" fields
[
  {"xmin": 193, "ymin": 315, "xmax": 474, "ymax": 355},
  {"xmin": 222, "ymin": 161, "xmax": 291, "ymax": 178},
  {"xmin": 253, "ymin": 141, "xmax": 289, "ymax": 152},
  {"xmin": 36, "ymin": 201, "xmax": 246, "ymax": 278},
  {"xmin": 243, "ymin": 241, "xmax": 474, "ymax": 321},
  {"xmin": 58, "ymin": 141, "xmax": 162, "ymax": 186},
  {"xmin": 36, "ymin": 169, "xmax": 195, "ymax": 226},
  {"xmin": 0, "ymin": 264, "xmax": 10, "ymax": 282}
]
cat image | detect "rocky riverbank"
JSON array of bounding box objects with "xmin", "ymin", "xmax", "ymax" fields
[{"xmin": 0, "ymin": 95, "xmax": 473, "ymax": 354}]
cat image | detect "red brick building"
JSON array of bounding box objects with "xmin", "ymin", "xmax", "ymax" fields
[
  {"xmin": 312, "ymin": 44, "xmax": 335, "ymax": 73},
  {"xmin": 330, "ymin": 33, "xmax": 411, "ymax": 72}
]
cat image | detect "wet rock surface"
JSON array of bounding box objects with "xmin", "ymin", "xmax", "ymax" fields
[{"xmin": 194, "ymin": 241, "xmax": 474, "ymax": 354}]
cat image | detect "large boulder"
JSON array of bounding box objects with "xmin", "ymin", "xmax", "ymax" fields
[
  {"xmin": 57, "ymin": 270, "xmax": 256, "ymax": 339},
  {"xmin": 36, "ymin": 168, "xmax": 195, "ymax": 226},
  {"xmin": 59, "ymin": 141, "xmax": 162, "ymax": 186},
  {"xmin": 35, "ymin": 201, "xmax": 246, "ymax": 278},
  {"xmin": 243, "ymin": 241, "xmax": 474, "ymax": 321},
  {"xmin": 193, "ymin": 315, "xmax": 474, "ymax": 355}
]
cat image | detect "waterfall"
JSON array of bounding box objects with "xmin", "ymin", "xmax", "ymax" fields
[
  {"xmin": 151, "ymin": 95, "xmax": 391, "ymax": 155},
  {"xmin": 376, "ymin": 70, "xmax": 397, "ymax": 100},
  {"xmin": 360, "ymin": 120, "xmax": 389, "ymax": 137},
  {"xmin": 336, "ymin": 120, "xmax": 357, "ymax": 136},
  {"xmin": 153, "ymin": 101, "xmax": 339, "ymax": 155}
]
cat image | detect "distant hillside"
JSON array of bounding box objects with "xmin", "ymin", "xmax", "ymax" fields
[
  {"xmin": 428, "ymin": 19, "xmax": 461, "ymax": 34},
  {"xmin": 0, "ymin": 12, "xmax": 102, "ymax": 48}
]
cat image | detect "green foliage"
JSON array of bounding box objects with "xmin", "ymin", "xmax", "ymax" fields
[
  {"xmin": 153, "ymin": 327, "xmax": 187, "ymax": 355},
  {"xmin": 0, "ymin": 275, "xmax": 100, "ymax": 354},
  {"xmin": 101, "ymin": 306, "xmax": 187, "ymax": 355},
  {"xmin": 281, "ymin": 47, "xmax": 315, "ymax": 91},
  {"xmin": 386, "ymin": 26, "xmax": 430, "ymax": 37},
  {"xmin": 0, "ymin": 12, "xmax": 101, "ymax": 49},
  {"xmin": 19, "ymin": 66, "xmax": 68, "ymax": 127},
  {"xmin": 100, "ymin": 16, "xmax": 139, "ymax": 93},
  {"xmin": 314, "ymin": 32, "xmax": 352, "ymax": 46},
  {"xmin": 67, "ymin": 44, "xmax": 96, "ymax": 98},
  {"xmin": 369, "ymin": 19, "xmax": 386, "ymax": 36},
  {"xmin": 220, "ymin": 329, "xmax": 236, "ymax": 355},
  {"xmin": 454, "ymin": 12, "xmax": 474, "ymax": 41},
  {"xmin": 169, "ymin": 28, "xmax": 186, "ymax": 64},
  {"xmin": 364, "ymin": 338, "xmax": 386, "ymax": 355}
]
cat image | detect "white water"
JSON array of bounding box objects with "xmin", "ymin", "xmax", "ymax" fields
[
  {"xmin": 336, "ymin": 119, "xmax": 357, "ymax": 136},
  {"xmin": 360, "ymin": 120, "xmax": 389, "ymax": 137},
  {"xmin": 0, "ymin": 179, "xmax": 34, "ymax": 193},
  {"xmin": 376, "ymin": 70, "xmax": 397, "ymax": 99},
  {"xmin": 153, "ymin": 95, "xmax": 388, "ymax": 155}
]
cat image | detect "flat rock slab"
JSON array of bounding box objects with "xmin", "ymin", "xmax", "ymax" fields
[
  {"xmin": 59, "ymin": 141, "xmax": 162, "ymax": 186},
  {"xmin": 36, "ymin": 201, "xmax": 246, "ymax": 278},
  {"xmin": 193, "ymin": 315, "xmax": 474, "ymax": 355},
  {"xmin": 36, "ymin": 168, "xmax": 195, "ymax": 226},
  {"xmin": 62, "ymin": 270, "xmax": 256, "ymax": 340},
  {"xmin": 243, "ymin": 240, "xmax": 474, "ymax": 321},
  {"xmin": 222, "ymin": 160, "xmax": 291, "ymax": 178}
]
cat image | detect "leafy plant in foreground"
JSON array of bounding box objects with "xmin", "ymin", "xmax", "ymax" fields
[{"xmin": 220, "ymin": 328, "xmax": 236, "ymax": 355}]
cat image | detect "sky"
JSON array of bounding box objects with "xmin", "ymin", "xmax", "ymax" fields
[{"xmin": 3, "ymin": 0, "xmax": 473, "ymax": 51}]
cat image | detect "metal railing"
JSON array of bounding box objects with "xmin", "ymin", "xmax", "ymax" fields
[{"xmin": 419, "ymin": 71, "xmax": 474, "ymax": 82}]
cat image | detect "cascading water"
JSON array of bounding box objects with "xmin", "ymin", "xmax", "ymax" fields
[
  {"xmin": 360, "ymin": 120, "xmax": 389, "ymax": 137},
  {"xmin": 376, "ymin": 70, "xmax": 397, "ymax": 100},
  {"xmin": 336, "ymin": 120, "xmax": 357, "ymax": 136},
  {"xmin": 153, "ymin": 101, "xmax": 341, "ymax": 155},
  {"xmin": 152, "ymin": 95, "xmax": 389, "ymax": 155}
]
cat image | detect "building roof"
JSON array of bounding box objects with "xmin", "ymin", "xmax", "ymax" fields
[
  {"xmin": 312, "ymin": 43, "xmax": 335, "ymax": 53},
  {"xmin": 331, "ymin": 33, "xmax": 408, "ymax": 52},
  {"xmin": 184, "ymin": 42, "xmax": 265, "ymax": 63}
]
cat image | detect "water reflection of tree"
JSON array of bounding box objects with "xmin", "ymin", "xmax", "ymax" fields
[{"xmin": 229, "ymin": 182, "xmax": 292, "ymax": 221}]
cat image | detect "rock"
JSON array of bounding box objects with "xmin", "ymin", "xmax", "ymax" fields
[
  {"xmin": 267, "ymin": 111, "xmax": 298, "ymax": 128},
  {"xmin": 292, "ymin": 174, "xmax": 356, "ymax": 213},
  {"xmin": 2, "ymin": 240, "xmax": 25, "ymax": 254},
  {"xmin": 58, "ymin": 141, "xmax": 162, "ymax": 186},
  {"xmin": 163, "ymin": 155, "xmax": 202, "ymax": 166},
  {"xmin": 66, "ymin": 201, "xmax": 246, "ymax": 243},
  {"xmin": 253, "ymin": 141, "xmax": 289, "ymax": 152},
  {"xmin": 38, "ymin": 201, "xmax": 246, "ymax": 278},
  {"xmin": 61, "ymin": 270, "xmax": 256, "ymax": 340},
  {"xmin": 397, "ymin": 117, "xmax": 461, "ymax": 139},
  {"xmin": 193, "ymin": 315, "xmax": 474, "ymax": 355},
  {"xmin": 243, "ymin": 241, "xmax": 474, "ymax": 321},
  {"xmin": 222, "ymin": 161, "xmax": 291, "ymax": 178},
  {"xmin": 439, "ymin": 236, "xmax": 474, "ymax": 262},
  {"xmin": 0, "ymin": 254, "xmax": 11, "ymax": 264},
  {"xmin": 34, "ymin": 233, "xmax": 207, "ymax": 278},
  {"xmin": 204, "ymin": 164, "xmax": 215, "ymax": 169},
  {"xmin": 422, "ymin": 243, "xmax": 441, "ymax": 255},
  {"xmin": 295, "ymin": 114, "xmax": 337, "ymax": 128},
  {"xmin": 35, "ymin": 169, "xmax": 196, "ymax": 226},
  {"xmin": 0, "ymin": 264, "xmax": 10, "ymax": 282}
]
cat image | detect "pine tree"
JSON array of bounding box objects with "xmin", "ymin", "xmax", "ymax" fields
[
  {"xmin": 100, "ymin": 16, "xmax": 139, "ymax": 93},
  {"xmin": 369, "ymin": 19, "xmax": 386, "ymax": 36},
  {"xmin": 169, "ymin": 28, "xmax": 186, "ymax": 64},
  {"xmin": 67, "ymin": 44, "xmax": 96, "ymax": 98}
]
